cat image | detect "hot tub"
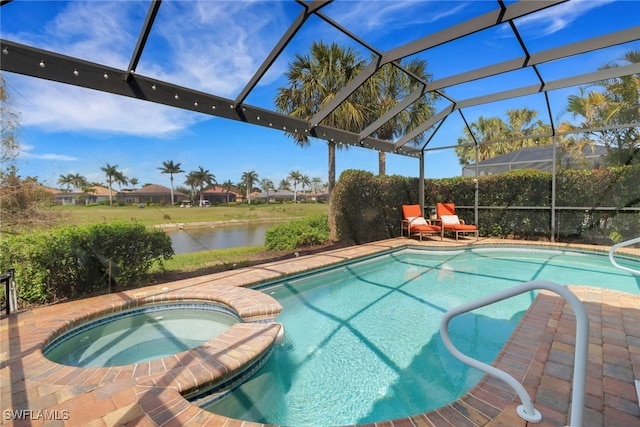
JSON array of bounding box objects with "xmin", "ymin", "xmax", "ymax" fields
[{"xmin": 44, "ymin": 302, "xmax": 241, "ymax": 367}]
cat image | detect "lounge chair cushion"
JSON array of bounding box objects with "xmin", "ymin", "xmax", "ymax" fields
[
  {"xmin": 440, "ymin": 215, "xmax": 459, "ymax": 225},
  {"xmin": 408, "ymin": 216, "xmax": 428, "ymax": 225},
  {"xmin": 411, "ymin": 224, "xmax": 441, "ymax": 232}
]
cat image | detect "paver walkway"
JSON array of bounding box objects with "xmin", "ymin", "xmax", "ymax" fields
[{"xmin": 1, "ymin": 239, "xmax": 639, "ymax": 426}]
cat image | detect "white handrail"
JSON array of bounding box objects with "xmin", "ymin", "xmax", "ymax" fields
[
  {"xmin": 440, "ymin": 280, "xmax": 589, "ymax": 426},
  {"xmin": 609, "ymin": 237, "xmax": 640, "ymax": 275}
]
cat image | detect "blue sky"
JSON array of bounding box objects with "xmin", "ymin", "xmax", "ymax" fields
[{"xmin": 2, "ymin": 0, "xmax": 638, "ymax": 190}]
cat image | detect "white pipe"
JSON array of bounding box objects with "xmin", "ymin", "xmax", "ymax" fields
[
  {"xmin": 609, "ymin": 237, "xmax": 640, "ymax": 275},
  {"xmin": 440, "ymin": 280, "xmax": 589, "ymax": 426}
]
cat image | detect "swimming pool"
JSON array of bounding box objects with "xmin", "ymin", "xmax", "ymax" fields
[
  {"xmin": 44, "ymin": 302, "xmax": 241, "ymax": 367},
  {"xmin": 200, "ymin": 246, "xmax": 640, "ymax": 426}
]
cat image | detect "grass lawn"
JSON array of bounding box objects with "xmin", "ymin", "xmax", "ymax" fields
[{"xmin": 51, "ymin": 202, "xmax": 328, "ymax": 227}]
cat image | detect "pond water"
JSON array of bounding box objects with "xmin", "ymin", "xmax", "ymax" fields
[{"xmin": 166, "ymin": 223, "xmax": 275, "ymax": 254}]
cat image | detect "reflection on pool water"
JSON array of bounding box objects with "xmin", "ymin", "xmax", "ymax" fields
[
  {"xmin": 202, "ymin": 247, "xmax": 640, "ymax": 426},
  {"xmin": 44, "ymin": 303, "xmax": 240, "ymax": 367}
]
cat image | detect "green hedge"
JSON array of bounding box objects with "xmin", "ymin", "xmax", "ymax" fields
[
  {"xmin": 333, "ymin": 165, "xmax": 640, "ymax": 244},
  {"xmin": 265, "ymin": 215, "xmax": 330, "ymax": 250},
  {"xmin": 0, "ymin": 222, "xmax": 174, "ymax": 304}
]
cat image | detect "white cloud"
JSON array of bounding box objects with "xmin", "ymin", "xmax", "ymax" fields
[
  {"xmin": 3, "ymin": 0, "xmax": 287, "ymax": 136},
  {"xmin": 18, "ymin": 143, "xmax": 77, "ymax": 161},
  {"xmin": 329, "ymin": 0, "xmax": 468, "ymax": 34},
  {"xmin": 11, "ymin": 75, "xmax": 201, "ymax": 136},
  {"xmin": 515, "ymin": 0, "xmax": 615, "ymax": 37}
]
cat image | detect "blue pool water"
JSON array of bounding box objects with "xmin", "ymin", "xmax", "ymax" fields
[
  {"xmin": 203, "ymin": 247, "xmax": 640, "ymax": 426},
  {"xmin": 44, "ymin": 303, "xmax": 240, "ymax": 367}
]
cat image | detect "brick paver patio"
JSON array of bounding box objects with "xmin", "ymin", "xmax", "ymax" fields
[{"xmin": 1, "ymin": 239, "xmax": 639, "ymax": 426}]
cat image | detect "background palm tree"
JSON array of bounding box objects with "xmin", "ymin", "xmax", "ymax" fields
[
  {"xmin": 275, "ymin": 41, "xmax": 371, "ymax": 238},
  {"xmin": 70, "ymin": 173, "xmax": 87, "ymax": 191},
  {"xmin": 129, "ymin": 177, "xmax": 139, "ymax": 189},
  {"xmin": 100, "ymin": 163, "xmax": 118, "ymax": 206},
  {"xmin": 57, "ymin": 173, "xmax": 74, "ymax": 192},
  {"xmin": 287, "ymin": 170, "xmax": 302, "ymax": 203},
  {"xmin": 158, "ymin": 160, "xmax": 185, "ymax": 205},
  {"xmin": 221, "ymin": 179, "xmax": 234, "ymax": 205},
  {"xmin": 113, "ymin": 171, "xmax": 128, "ymax": 192},
  {"xmin": 241, "ymin": 170, "xmax": 259, "ymax": 205},
  {"xmin": 186, "ymin": 166, "xmax": 215, "ymax": 206},
  {"xmin": 455, "ymin": 108, "xmax": 551, "ymax": 165},
  {"xmin": 560, "ymin": 50, "xmax": 640, "ymax": 166},
  {"xmin": 278, "ymin": 179, "xmax": 291, "ymax": 191},
  {"xmin": 369, "ymin": 58, "xmax": 439, "ymax": 175},
  {"xmin": 310, "ymin": 177, "xmax": 324, "ymax": 194},
  {"xmin": 300, "ymin": 174, "xmax": 310, "ymax": 195},
  {"xmin": 260, "ymin": 178, "xmax": 274, "ymax": 204}
]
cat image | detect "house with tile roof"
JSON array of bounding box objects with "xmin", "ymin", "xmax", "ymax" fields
[
  {"xmin": 53, "ymin": 186, "xmax": 111, "ymax": 205},
  {"xmin": 121, "ymin": 184, "xmax": 187, "ymax": 205},
  {"xmin": 202, "ymin": 186, "xmax": 241, "ymax": 204}
]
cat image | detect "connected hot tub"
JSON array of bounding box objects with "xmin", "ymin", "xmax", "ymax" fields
[{"xmin": 44, "ymin": 302, "xmax": 241, "ymax": 367}]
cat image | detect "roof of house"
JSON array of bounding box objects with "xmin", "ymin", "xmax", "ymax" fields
[
  {"xmin": 128, "ymin": 184, "xmax": 185, "ymax": 196},
  {"xmin": 203, "ymin": 186, "xmax": 241, "ymax": 196},
  {"xmin": 462, "ymin": 145, "xmax": 608, "ymax": 175}
]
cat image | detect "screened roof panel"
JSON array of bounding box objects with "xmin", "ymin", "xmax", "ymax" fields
[
  {"xmin": 0, "ymin": 0, "xmax": 637, "ymax": 157},
  {"xmin": 514, "ymin": 0, "xmax": 640, "ymax": 53},
  {"xmin": 319, "ymin": 0, "xmax": 499, "ymax": 53}
]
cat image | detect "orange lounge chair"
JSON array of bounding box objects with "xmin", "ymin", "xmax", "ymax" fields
[
  {"xmin": 401, "ymin": 204, "xmax": 442, "ymax": 241},
  {"xmin": 436, "ymin": 202, "xmax": 479, "ymax": 240}
]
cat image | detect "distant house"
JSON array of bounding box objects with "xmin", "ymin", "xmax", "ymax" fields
[
  {"xmin": 121, "ymin": 184, "xmax": 187, "ymax": 205},
  {"xmin": 252, "ymin": 189, "xmax": 319, "ymax": 203},
  {"xmin": 53, "ymin": 186, "xmax": 111, "ymax": 205},
  {"xmin": 201, "ymin": 186, "xmax": 240, "ymax": 204},
  {"xmin": 462, "ymin": 144, "xmax": 608, "ymax": 176}
]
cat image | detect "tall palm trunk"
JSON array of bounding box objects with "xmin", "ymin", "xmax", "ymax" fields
[{"xmin": 378, "ymin": 151, "xmax": 386, "ymax": 176}]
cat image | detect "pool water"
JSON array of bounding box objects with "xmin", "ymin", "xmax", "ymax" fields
[
  {"xmin": 203, "ymin": 247, "xmax": 640, "ymax": 426},
  {"xmin": 44, "ymin": 304, "xmax": 239, "ymax": 367}
]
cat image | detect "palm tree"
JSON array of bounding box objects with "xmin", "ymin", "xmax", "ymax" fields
[
  {"xmin": 70, "ymin": 173, "xmax": 87, "ymax": 191},
  {"xmin": 100, "ymin": 163, "xmax": 118, "ymax": 206},
  {"xmin": 260, "ymin": 178, "xmax": 274, "ymax": 204},
  {"xmin": 369, "ymin": 58, "xmax": 439, "ymax": 175},
  {"xmin": 455, "ymin": 108, "xmax": 551, "ymax": 165},
  {"xmin": 241, "ymin": 170, "xmax": 259, "ymax": 205},
  {"xmin": 129, "ymin": 177, "xmax": 139, "ymax": 189},
  {"xmin": 113, "ymin": 170, "xmax": 128, "ymax": 192},
  {"xmin": 158, "ymin": 160, "xmax": 185, "ymax": 206},
  {"xmin": 287, "ymin": 170, "xmax": 302, "ymax": 203},
  {"xmin": 221, "ymin": 179, "xmax": 234, "ymax": 204},
  {"xmin": 561, "ymin": 50, "xmax": 640, "ymax": 166},
  {"xmin": 275, "ymin": 41, "xmax": 371, "ymax": 238},
  {"xmin": 300, "ymin": 174, "xmax": 311, "ymax": 194},
  {"xmin": 310, "ymin": 177, "xmax": 324, "ymax": 194},
  {"xmin": 187, "ymin": 166, "xmax": 216, "ymax": 206},
  {"xmin": 278, "ymin": 179, "xmax": 291, "ymax": 191},
  {"xmin": 57, "ymin": 174, "xmax": 74, "ymax": 192}
]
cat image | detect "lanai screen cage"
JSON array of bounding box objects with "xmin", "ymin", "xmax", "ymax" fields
[{"xmin": 1, "ymin": 0, "xmax": 639, "ymax": 243}]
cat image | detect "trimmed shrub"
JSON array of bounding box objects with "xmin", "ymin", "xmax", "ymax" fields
[
  {"xmin": 0, "ymin": 222, "xmax": 174, "ymax": 304},
  {"xmin": 265, "ymin": 215, "xmax": 330, "ymax": 250}
]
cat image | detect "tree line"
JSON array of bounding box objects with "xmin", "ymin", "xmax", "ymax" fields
[{"xmin": 56, "ymin": 161, "xmax": 327, "ymax": 206}]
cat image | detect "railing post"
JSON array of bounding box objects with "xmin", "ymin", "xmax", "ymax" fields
[
  {"xmin": 2, "ymin": 269, "xmax": 16, "ymax": 315},
  {"xmin": 8, "ymin": 268, "xmax": 17, "ymax": 313},
  {"xmin": 440, "ymin": 280, "xmax": 589, "ymax": 426},
  {"xmin": 609, "ymin": 237, "xmax": 640, "ymax": 275}
]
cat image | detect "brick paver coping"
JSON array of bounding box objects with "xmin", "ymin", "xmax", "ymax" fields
[{"xmin": 1, "ymin": 239, "xmax": 639, "ymax": 426}]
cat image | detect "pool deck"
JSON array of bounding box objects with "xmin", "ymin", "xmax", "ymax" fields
[{"xmin": 1, "ymin": 238, "xmax": 639, "ymax": 427}]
